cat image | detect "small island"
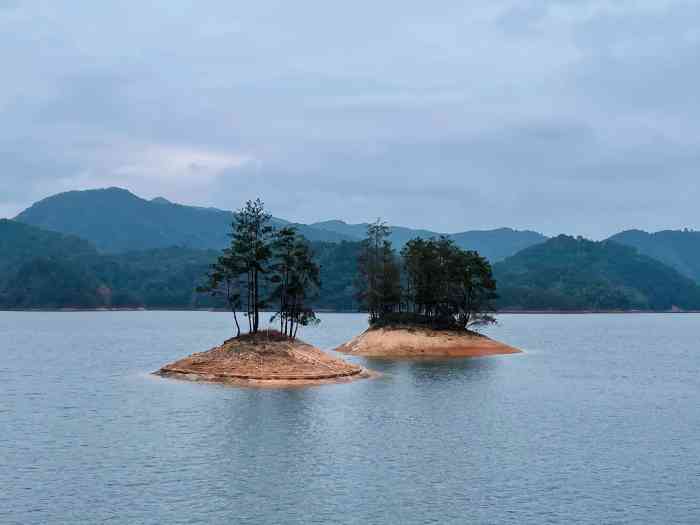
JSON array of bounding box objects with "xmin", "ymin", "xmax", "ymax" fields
[
  {"xmin": 157, "ymin": 330, "xmax": 370, "ymax": 387},
  {"xmin": 338, "ymin": 223, "xmax": 522, "ymax": 359},
  {"xmin": 335, "ymin": 325, "xmax": 520, "ymax": 358},
  {"xmin": 155, "ymin": 199, "xmax": 373, "ymax": 388}
]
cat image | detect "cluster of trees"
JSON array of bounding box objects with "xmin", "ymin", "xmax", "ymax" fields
[
  {"xmin": 355, "ymin": 220, "xmax": 498, "ymax": 330},
  {"xmin": 198, "ymin": 199, "xmax": 321, "ymax": 339}
]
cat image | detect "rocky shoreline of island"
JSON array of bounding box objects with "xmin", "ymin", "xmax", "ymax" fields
[
  {"xmin": 155, "ymin": 324, "xmax": 522, "ymax": 389},
  {"xmin": 154, "ymin": 330, "xmax": 375, "ymax": 388},
  {"xmin": 334, "ymin": 325, "xmax": 521, "ymax": 359}
]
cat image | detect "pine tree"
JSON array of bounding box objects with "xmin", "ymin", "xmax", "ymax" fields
[
  {"xmin": 269, "ymin": 227, "xmax": 321, "ymax": 339},
  {"xmin": 230, "ymin": 199, "xmax": 274, "ymax": 333}
]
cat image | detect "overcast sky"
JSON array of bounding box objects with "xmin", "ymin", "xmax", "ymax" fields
[{"xmin": 1, "ymin": 1, "xmax": 699, "ymax": 238}]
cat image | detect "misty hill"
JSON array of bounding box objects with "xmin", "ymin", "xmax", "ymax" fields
[
  {"xmin": 14, "ymin": 188, "xmax": 354, "ymax": 253},
  {"xmin": 0, "ymin": 219, "xmax": 103, "ymax": 307},
  {"xmin": 0, "ymin": 218, "xmax": 219, "ymax": 308},
  {"xmin": 310, "ymin": 220, "xmax": 546, "ymax": 261},
  {"xmin": 14, "ymin": 188, "xmax": 547, "ymax": 259},
  {"xmin": 0, "ymin": 219, "xmax": 97, "ymax": 273},
  {"xmin": 494, "ymin": 235, "xmax": 700, "ymax": 311},
  {"xmin": 608, "ymin": 229, "xmax": 700, "ymax": 282},
  {"xmin": 0, "ymin": 219, "xmax": 355, "ymax": 309}
]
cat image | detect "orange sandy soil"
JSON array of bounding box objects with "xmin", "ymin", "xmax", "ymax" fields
[
  {"xmin": 334, "ymin": 325, "xmax": 521, "ymax": 359},
  {"xmin": 155, "ymin": 330, "xmax": 373, "ymax": 388}
]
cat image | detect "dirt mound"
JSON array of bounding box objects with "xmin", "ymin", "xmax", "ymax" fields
[
  {"xmin": 155, "ymin": 330, "xmax": 372, "ymax": 388},
  {"xmin": 334, "ymin": 325, "xmax": 521, "ymax": 359}
]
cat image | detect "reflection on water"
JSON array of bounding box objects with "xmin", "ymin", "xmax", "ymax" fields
[{"xmin": 2, "ymin": 311, "xmax": 700, "ymax": 524}]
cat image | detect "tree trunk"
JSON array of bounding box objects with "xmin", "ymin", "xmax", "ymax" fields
[
  {"xmin": 253, "ymin": 268, "xmax": 260, "ymax": 333},
  {"xmin": 232, "ymin": 309, "xmax": 241, "ymax": 338}
]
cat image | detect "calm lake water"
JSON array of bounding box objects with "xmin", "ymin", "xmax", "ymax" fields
[{"xmin": 1, "ymin": 312, "xmax": 699, "ymax": 524}]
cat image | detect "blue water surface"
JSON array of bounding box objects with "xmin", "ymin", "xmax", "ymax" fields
[{"xmin": 1, "ymin": 312, "xmax": 699, "ymax": 524}]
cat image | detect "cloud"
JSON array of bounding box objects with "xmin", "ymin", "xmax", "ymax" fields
[{"xmin": 1, "ymin": 0, "xmax": 699, "ymax": 238}]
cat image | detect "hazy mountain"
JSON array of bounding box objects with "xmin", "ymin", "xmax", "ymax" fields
[
  {"xmin": 3, "ymin": 221, "xmax": 698, "ymax": 311},
  {"xmin": 0, "ymin": 218, "xmax": 351, "ymax": 309},
  {"xmin": 14, "ymin": 187, "xmax": 353, "ymax": 252},
  {"xmin": 310, "ymin": 220, "xmax": 547, "ymax": 261},
  {"xmin": 0, "ymin": 218, "xmax": 221, "ymax": 308},
  {"xmin": 0, "ymin": 219, "xmax": 97, "ymax": 272},
  {"xmin": 14, "ymin": 188, "xmax": 546, "ymax": 258},
  {"xmin": 0, "ymin": 219, "xmax": 101, "ymax": 307},
  {"xmin": 608, "ymin": 229, "xmax": 700, "ymax": 282},
  {"xmin": 494, "ymin": 235, "xmax": 700, "ymax": 311}
]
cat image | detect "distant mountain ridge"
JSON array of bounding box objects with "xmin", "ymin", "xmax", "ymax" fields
[
  {"xmin": 608, "ymin": 229, "xmax": 700, "ymax": 282},
  {"xmin": 14, "ymin": 187, "xmax": 355, "ymax": 252},
  {"xmin": 309, "ymin": 220, "xmax": 547, "ymax": 260},
  {"xmin": 14, "ymin": 187, "xmax": 547, "ymax": 260}
]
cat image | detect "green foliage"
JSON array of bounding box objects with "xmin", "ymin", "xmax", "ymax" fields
[
  {"xmin": 228, "ymin": 198, "xmax": 275, "ymax": 333},
  {"xmin": 269, "ymin": 227, "xmax": 322, "ymax": 338},
  {"xmin": 355, "ymin": 220, "xmax": 402, "ymax": 323},
  {"xmin": 3, "ymin": 258, "xmax": 104, "ymax": 308},
  {"xmin": 354, "ymin": 224, "xmax": 498, "ymax": 330},
  {"xmin": 400, "ymin": 237, "xmax": 497, "ymax": 329},
  {"xmin": 197, "ymin": 200, "xmax": 322, "ymax": 338},
  {"xmin": 494, "ymin": 235, "xmax": 700, "ymax": 311}
]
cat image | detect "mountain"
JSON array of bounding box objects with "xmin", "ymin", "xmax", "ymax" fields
[
  {"xmin": 494, "ymin": 235, "xmax": 700, "ymax": 311},
  {"xmin": 309, "ymin": 220, "xmax": 546, "ymax": 261},
  {"xmin": 449, "ymin": 228, "xmax": 548, "ymax": 262},
  {"xmin": 0, "ymin": 219, "xmax": 97, "ymax": 273},
  {"xmin": 14, "ymin": 188, "xmax": 354, "ymax": 253},
  {"xmin": 608, "ymin": 229, "xmax": 700, "ymax": 282},
  {"xmin": 0, "ymin": 219, "xmax": 103, "ymax": 307},
  {"xmin": 4, "ymin": 221, "xmax": 699, "ymax": 311},
  {"xmin": 0, "ymin": 218, "xmax": 222, "ymax": 308},
  {"xmin": 0, "ymin": 218, "xmax": 354, "ymax": 309}
]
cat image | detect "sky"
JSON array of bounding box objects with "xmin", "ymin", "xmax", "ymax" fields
[{"xmin": 1, "ymin": 1, "xmax": 699, "ymax": 239}]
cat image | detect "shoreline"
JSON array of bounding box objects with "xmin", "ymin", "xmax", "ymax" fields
[
  {"xmin": 155, "ymin": 367, "xmax": 376, "ymax": 388},
  {"xmin": 155, "ymin": 331, "xmax": 375, "ymax": 389},
  {"xmin": 335, "ymin": 326, "xmax": 522, "ymax": 359}
]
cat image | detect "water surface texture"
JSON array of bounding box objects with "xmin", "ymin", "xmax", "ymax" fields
[{"xmin": 2, "ymin": 312, "xmax": 699, "ymax": 524}]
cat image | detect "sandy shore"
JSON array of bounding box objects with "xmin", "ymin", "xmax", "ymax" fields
[
  {"xmin": 155, "ymin": 331, "xmax": 373, "ymax": 388},
  {"xmin": 334, "ymin": 326, "xmax": 521, "ymax": 359}
]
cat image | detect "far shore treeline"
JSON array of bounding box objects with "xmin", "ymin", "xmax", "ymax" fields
[{"xmin": 4, "ymin": 188, "xmax": 700, "ymax": 312}]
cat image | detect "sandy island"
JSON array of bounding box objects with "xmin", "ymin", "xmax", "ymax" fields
[
  {"xmin": 155, "ymin": 330, "xmax": 373, "ymax": 388},
  {"xmin": 334, "ymin": 325, "xmax": 521, "ymax": 359}
]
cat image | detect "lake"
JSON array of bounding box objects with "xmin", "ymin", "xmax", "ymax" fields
[{"xmin": 2, "ymin": 312, "xmax": 699, "ymax": 524}]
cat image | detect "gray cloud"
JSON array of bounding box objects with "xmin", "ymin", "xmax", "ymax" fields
[{"xmin": 1, "ymin": 0, "xmax": 699, "ymax": 238}]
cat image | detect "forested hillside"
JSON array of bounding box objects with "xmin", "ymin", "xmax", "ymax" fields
[
  {"xmin": 3, "ymin": 220, "xmax": 700, "ymax": 312},
  {"xmin": 609, "ymin": 229, "xmax": 700, "ymax": 282},
  {"xmin": 0, "ymin": 220, "xmax": 358, "ymax": 310},
  {"xmin": 494, "ymin": 235, "xmax": 700, "ymax": 311}
]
